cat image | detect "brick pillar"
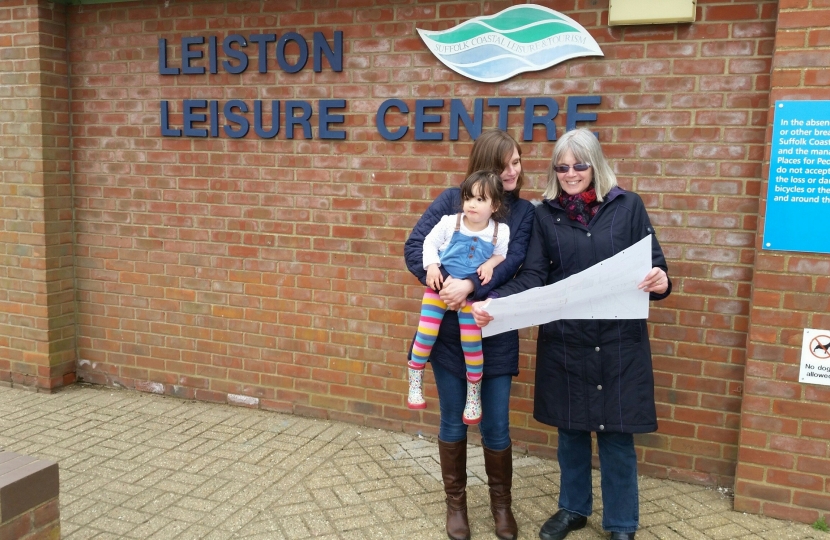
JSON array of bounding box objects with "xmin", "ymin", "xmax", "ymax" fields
[
  {"xmin": 0, "ymin": 1, "xmax": 74, "ymax": 391},
  {"xmin": 735, "ymin": 0, "xmax": 830, "ymax": 524}
]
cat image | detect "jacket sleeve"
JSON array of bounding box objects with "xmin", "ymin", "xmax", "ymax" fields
[
  {"xmin": 469, "ymin": 198, "xmax": 535, "ymax": 301},
  {"xmin": 404, "ymin": 189, "xmax": 460, "ymax": 286},
  {"xmin": 493, "ymin": 205, "xmax": 550, "ymax": 298},
  {"xmin": 631, "ymin": 193, "xmax": 672, "ymax": 302}
]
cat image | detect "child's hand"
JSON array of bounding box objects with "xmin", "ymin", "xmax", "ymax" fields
[
  {"xmin": 426, "ymin": 264, "xmax": 444, "ymax": 291},
  {"xmin": 477, "ymin": 263, "xmax": 494, "ymax": 285}
]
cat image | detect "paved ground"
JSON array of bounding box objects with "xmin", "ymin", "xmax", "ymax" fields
[{"xmin": 0, "ymin": 384, "xmax": 825, "ymax": 540}]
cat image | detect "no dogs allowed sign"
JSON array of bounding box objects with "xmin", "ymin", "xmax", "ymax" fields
[{"xmin": 799, "ymin": 328, "xmax": 830, "ymax": 386}]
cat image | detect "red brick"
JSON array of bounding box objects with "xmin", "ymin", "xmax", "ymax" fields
[
  {"xmin": 736, "ymin": 463, "xmax": 766, "ymax": 482},
  {"xmin": 774, "ymin": 400, "xmax": 830, "ymax": 421},
  {"xmin": 767, "ymin": 500, "xmax": 826, "ymax": 521},
  {"xmin": 695, "ymin": 457, "xmax": 737, "ymax": 479},
  {"xmin": 705, "ymin": 5, "xmax": 760, "ymax": 21},
  {"xmin": 754, "ymin": 274, "xmax": 813, "ymax": 293},
  {"xmin": 733, "ymin": 496, "xmax": 762, "ymax": 514},
  {"xmin": 807, "ymin": 28, "xmax": 830, "ymax": 47},
  {"xmin": 644, "ymin": 449, "xmax": 694, "ymax": 470},
  {"xmin": 776, "ymin": 30, "xmax": 808, "ymax": 48},
  {"xmin": 769, "ymin": 435, "xmax": 828, "ymax": 457},
  {"xmin": 767, "ymin": 469, "xmax": 825, "ymax": 491},
  {"xmin": 735, "ymin": 480, "xmax": 792, "ymax": 503},
  {"xmin": 795, "ymin": 456, "xmax": 830, "ymax": 477},
  {"xmin": 740, "ymin": 429, "xmax": 770, "ymax": 449},
  {"xmin": 778, "ymin": 9, "xmax": 830, "ymax": 29}
]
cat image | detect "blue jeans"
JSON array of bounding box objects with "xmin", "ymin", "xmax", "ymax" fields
[
  {"xmin": 431, "ymin": 360, "xmax": 512, "ymax": 451},
  {"xmin": 557, "ymin": 428, "xmax": 639, "ymax": 533}
]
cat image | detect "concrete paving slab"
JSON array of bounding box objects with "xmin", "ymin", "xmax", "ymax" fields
[{"xmin": 0, "ymin": 384, "xmax": 825, "ymax": 539}]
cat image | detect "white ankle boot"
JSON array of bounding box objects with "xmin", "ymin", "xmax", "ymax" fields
[
  {"xmin": 462, "ymin": 378, "xmax": 482, "ymax": 425},
  {"xmin": 407, "ymin": 365, "xmax": 427, "ymax": 409}
]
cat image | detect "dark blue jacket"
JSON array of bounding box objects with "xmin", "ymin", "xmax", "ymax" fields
[
  {"xmin": 495, "ymin": 187, "xmax": 671, "ymax": 433},
  {"xmin": 404, "ymin": 188, "xmax": 536, "ymax": 380}
]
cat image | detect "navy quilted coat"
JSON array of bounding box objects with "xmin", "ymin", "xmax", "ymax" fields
[
  {"xmin": 404, "ymin": 188, "xmax": 536, "ymax": 380},
  {"xmin": 495, "ymin": 187, "xmax": 671, "ymax": 433}
]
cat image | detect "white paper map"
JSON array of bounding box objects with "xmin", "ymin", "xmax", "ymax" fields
[{"xmin": 481, "ymin": 235, "xmax": 653, "ymax": 337}]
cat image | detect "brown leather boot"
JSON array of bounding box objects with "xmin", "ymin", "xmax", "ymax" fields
[
  {"xmin": 438, "ymin": 438, "xmax": 470, "ymax": 540},
  {"xmin": 484, "ymin": 444, "xmax": 518, "ymax": 540}
]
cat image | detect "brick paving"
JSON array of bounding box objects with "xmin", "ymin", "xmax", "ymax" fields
[{"xmin": 0, "ymin": 384, "xmax": 824, "ymax": 540}]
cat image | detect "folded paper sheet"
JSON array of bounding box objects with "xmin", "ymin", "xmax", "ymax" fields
[{"xmin": 481, "ymin": 235, "xmax": 653, "ymax": 337}]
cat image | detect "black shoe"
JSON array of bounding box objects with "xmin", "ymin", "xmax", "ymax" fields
[
  {"xmin": 609, "ymin": 533, "xmax": 635, "ymax": 540},
  {"xmin": 539, "ymin": 509, "xmax": 588, "ymax": 540}
]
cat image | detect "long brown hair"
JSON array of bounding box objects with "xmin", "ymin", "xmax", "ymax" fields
[{"xmin": 466, "ymin": 129, "xmax": 525, "ymax": 197}]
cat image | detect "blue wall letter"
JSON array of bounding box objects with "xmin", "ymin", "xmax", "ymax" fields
[
  {"xmin": 183, "ymin": 99, "xmax": 207, "ymax": 137},
  {"xmin": 415, "ymin": 99, "xmax": 443, "ymax": 141},
  {"xmin": 566, "ymin": 95, "xmax": 601, "ymax": 132},
  {"xmin": 181, "ymin": 36, "xmax": 205, "ymax": 75},
  {"xmin": 313, "ymin": 31, "xmax": 343, "ymax": 72},
  {"xmin": 450, "ymin": 98, "xmax": 483, "ymax": 141},
  {"xmin": 523, "ymin": 97, "xmax": 558, "ymax": 141},
  {"xmin": 277, "ymin": 33, "xmax": 309, "ymax": 74},
  {"xmin": 158, "ymin": 39, "xmax": 179, "ymax": 75},
  {"xmin": 319, "ymin": 100, "xmax": 346, "ymax": 139},
  {"xmin": 249, "ymin": 34, "xmax": 276, "ymax": 73},
  {"xmin": 254, "ymin": 100, "xmax": 280, "ymax": 138},
  {"xmin": 376, "ymin": 99, "xmax": 408, "ymax": 141},
  {"xmin": 222, "ymin": 35, "xmax": 249, "ymax": 74},
  {"xmin": 160, "ymin": 101, "xmax": 181, "ymax": 136},
  {"xmin": 286, "ymin": 101, "xmax": 312, "ymax": 139},
  {"xmin": 224, "ymin": 100, "xmax": 249, "ymax": 138}
]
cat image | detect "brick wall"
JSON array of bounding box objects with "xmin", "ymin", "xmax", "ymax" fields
[
  {"xmin": 6, "ymin": 0, "xmax": 829, "ymax": 523},
  {"xmin": 0, "ymin": 0, "xmax": 75, "ymax": 391},
  {"xmin": 733, "ymin": 0, "xmax": 830, "ymax": 523},
  {"xmin": 64, "ymin": 0, "xmax": 776, "ymax": 489}
]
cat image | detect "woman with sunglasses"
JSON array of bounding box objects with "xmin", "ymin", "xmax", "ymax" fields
[{"xmin": 473, "ymin": 128, "xmax": 671, "ymax": 540}]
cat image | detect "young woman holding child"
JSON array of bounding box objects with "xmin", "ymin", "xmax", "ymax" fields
[{"xmin": 404, "ymin": 129, "xmax": 535, "ymax": 540}]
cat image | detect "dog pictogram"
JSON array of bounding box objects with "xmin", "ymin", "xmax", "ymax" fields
[{"xmin": 809, "ymin": 335, "xmax": 830, "ymax": 359}]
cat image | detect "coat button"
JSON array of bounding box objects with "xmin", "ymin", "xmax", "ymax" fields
[
  {"xmin": 597, "ymin": 385, "xmax": 602, "ymax": 390},
  {"xmin": 599, "ymin": 425, "xmax": 605, "ymax": 430},
  {"xmin": 556, "ymin": 218, "xmax": 561, "ymax": 222},
  {"xmin": 473, "ymin": 238, "xmax": 478, "ymax": 242},
  {"xmin": 587, "ymin": 232, "xmax": 592, "ymax": 237},
  {"xmin": 595, "ymin": 346, "xmax": 600, "ymax": 352}
]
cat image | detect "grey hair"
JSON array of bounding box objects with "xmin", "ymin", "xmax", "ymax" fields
[{"xmin": 542, "ymin": 128, "xmax": 617, "ymax": 202}]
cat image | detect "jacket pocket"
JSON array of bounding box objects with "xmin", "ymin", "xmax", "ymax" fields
[{"xmin": 614, "ymin": 320, "xmax": 643, "ymax": 345}]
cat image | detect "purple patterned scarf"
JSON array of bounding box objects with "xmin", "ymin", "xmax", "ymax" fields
[{"xmin": 559, "ymin": 187, "xmax": 600, "ymax": 225}]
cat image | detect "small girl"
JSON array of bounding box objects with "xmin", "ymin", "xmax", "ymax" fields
[{"xmin": 407, "ymin": 170, "xmax": 510, "ymax": 425}]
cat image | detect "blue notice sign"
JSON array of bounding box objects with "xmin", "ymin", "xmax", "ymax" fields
[{"xmin": 763, "ymin": 100, "xmax": 830, "ymax": 254}]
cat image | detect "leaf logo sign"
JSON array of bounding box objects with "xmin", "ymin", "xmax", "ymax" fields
[{"xmin": 417, "ymin": 5, "xmax": 604, "ymax": 83}]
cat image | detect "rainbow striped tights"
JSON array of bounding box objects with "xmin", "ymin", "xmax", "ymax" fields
[{"xmin": 409, "ymin": 288, "xmax": 483, "ymax": 381}]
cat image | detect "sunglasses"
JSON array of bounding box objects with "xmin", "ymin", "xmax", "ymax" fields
[{"xmin": 553, "ymin": 163, "xmax": 591, "ymax": 173}]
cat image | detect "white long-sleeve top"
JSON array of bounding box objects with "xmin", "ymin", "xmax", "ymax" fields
[{"xmin": 422, "ymin": 214, "xmax": 510, "ymax": 269}]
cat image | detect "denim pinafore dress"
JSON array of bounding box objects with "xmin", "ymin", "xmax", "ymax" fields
[{"xmin": 438, "ymin": 213, "xmax": 500, "ymax": 279}]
